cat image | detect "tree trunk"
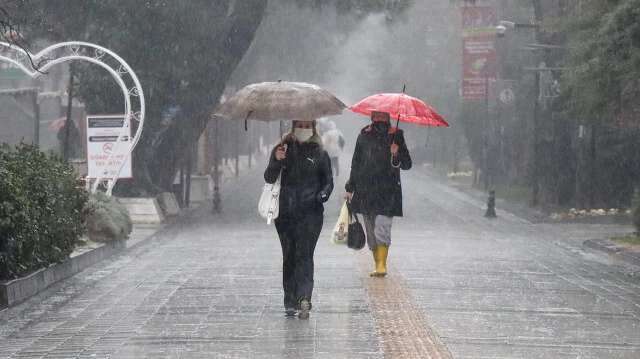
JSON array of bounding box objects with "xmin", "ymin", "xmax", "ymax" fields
[{"xmin": 116, "ymin": 0, "xmax": 268, "ymax": 195}]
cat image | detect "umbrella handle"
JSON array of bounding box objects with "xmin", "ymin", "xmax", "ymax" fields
[
  {"xmin": 392, "ymin": 114, "xmax": 401, "ymax": 144},
  {"xmin": 391, "ymin": 153, "xmax": 401, "ymax": 169}
]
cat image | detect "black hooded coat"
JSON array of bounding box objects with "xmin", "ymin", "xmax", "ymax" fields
[
  {"xmin": 345, "ymin": 124, "xmax": 412, "ymax": 217},
  {"xmin": 264, "ymin": 137, "xmax": 333, "ymax": 216}
]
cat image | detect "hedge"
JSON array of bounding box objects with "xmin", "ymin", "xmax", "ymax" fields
[
  {"xmin": 0, "ymin": 143, "xmax": 88, "ymax": 280},
  {"xmin": 85, "ymin": 192, "xmax": 132, "ymax": 243}
]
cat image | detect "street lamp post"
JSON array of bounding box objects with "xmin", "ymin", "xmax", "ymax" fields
[
  {"xmin": 484, "ymin": 71, "xmax": 490, "ymax": 190},
  {"xmin": 496, "ymin": 20, "xmax": 560, "ymax": 207},
  {"xmin": 235, "ymin": 121, "xmax": 239, "ymax": 178},
  {"xmin": 212, "ymin": 117, "xmax": 221, "ymax": 214},
  {"xmin": 532, "ymin": 69, "xmax": 540, "ymax": 207}
]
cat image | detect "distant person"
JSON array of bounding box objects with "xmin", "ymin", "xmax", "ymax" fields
[
  {"xmin": 344, "ymin": 111, "xmax": 412, "ymax": 277},
  {"xmin": 57, "ymin": 120, "xmax": 82, "ymax": 158},
  {"xmin": 264, "ymin": 119, "xmax": 333, "ymax": 319},
  {"xmin": 316, "ymin": 117, "xmax": 329, "ymax": 135},
  {"xmin": 321, "ymin": 121, "xmax": 345, "ymax": 177}
]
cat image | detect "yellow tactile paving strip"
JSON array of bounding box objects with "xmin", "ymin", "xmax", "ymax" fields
[{"xmin": 356, "ymin": 250, "xmax": 453, "ymax": 359}]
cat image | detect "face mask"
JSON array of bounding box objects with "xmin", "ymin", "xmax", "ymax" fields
[
  {"xmin": 372, "ymin": 121, "xmax": 390, "ymax": 133},
  {"xmin": 294, "ymin": 128, "xmax": 313, "ymax": 142}
]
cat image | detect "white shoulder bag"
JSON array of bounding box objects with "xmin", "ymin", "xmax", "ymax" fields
[{"xmin": 258, "ymin": 169, "xmax": 281, "ymax": 225}]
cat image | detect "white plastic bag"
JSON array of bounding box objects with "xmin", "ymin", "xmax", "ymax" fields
[{"xmin": 330, "ymin": 201, "xmax": 349, "ymax": 245}]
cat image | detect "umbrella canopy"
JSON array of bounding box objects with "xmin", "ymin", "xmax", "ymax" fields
[
  {"xmin": 214, "ymin": 81, "xmax": 347, "ymax": 122},
  {"xmin": 350, "ymin": 93, "xmax": 449, "ymax": 127}
]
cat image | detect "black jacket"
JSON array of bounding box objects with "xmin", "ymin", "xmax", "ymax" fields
[
  {"xmin": 264, "ymin": 139, "xmax": 334, "ymax": 217},
  {"xmin": 345, "ymin": 125, "xmax": 412, "ymax": 217}
]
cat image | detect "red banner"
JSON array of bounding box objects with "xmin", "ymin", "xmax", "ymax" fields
[{"xmin": 461, "ymin": 6, "xmax": 498, "ymax": 100}]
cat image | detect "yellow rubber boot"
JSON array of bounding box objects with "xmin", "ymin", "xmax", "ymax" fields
[
  {"xmin": 376, "ymin": 246, "xmax": 388, "ymax": 277},
  {"xmin": 369, "ymin": 248, "xmax": 381, "ymax": 277}
]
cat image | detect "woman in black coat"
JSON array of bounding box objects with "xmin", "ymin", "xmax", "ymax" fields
[
  {"xmin": 345, "ymin": 111, "xmax": 412, "ymax": 277},
  {"xmin": 264, "ymin": 119, "xmax": 333, "ymax": 319}
]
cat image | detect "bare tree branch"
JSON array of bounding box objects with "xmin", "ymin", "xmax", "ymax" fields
[{"xmin": 0, "ymin": 5, "xmax": 47, "ymax": 73}]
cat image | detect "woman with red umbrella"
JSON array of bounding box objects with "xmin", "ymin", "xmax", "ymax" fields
[
  {"xmin": 344, "ymin": 111, "xmax": 412, "ymax": 277},
  {"xmin": 345, "ymin": 90, "xmax": 448, "ymax": 277}
]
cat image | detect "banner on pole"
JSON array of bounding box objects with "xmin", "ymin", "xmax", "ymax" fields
[{"xmin": 461, "ymin": 6, "xmax": 498, "ymax": 100}]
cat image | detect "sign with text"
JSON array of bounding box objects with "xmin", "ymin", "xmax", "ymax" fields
[
  {"xmin": 461, "ymin": 6, "xmax": 498, "ymax": 100},
  {"xmin": 86, "ymin": 115, "xmax": 133, "ymax": 179}
]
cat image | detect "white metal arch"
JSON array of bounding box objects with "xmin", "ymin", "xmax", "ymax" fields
[{"xmin": 0, "ymin": 41, "xmax": 145, "ymax": 195}]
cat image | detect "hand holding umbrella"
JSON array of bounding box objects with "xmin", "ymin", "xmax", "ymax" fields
[{"xmin": 390, "ymin": 143, "xmax": 399, "ymax": 155}]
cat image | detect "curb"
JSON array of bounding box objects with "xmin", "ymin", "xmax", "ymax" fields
[
  {"xmin": 0, "ymin": 216, "xmax": 186, "ymax": 308},
  {"xmin": 0, "ymin": 174, "xmax": 243, "ymax": 308},
  {"xmin": 0, "ymin": 222, "xmax": 181, "ymax": 308},
  {"xmin": 415, "ymin": 167, "xmax": 548, "ymax": 223},
  {"xmin": 542, "ymin": 214, "xmax": 631, "ymax": 225},
  {"xmin": 0, "ymin": 240, "xmax": 126, "ymax": 307},
  {"xmin": 418, "ymin": 167, "xmax": 633, "ymax": 225},
  {"xmin": 584, "ymin": 239, "xmax": 640, "ymax": 267}
]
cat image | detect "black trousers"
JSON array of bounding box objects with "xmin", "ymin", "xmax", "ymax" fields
[{"xmin": 275, "ymin": 211, "xmax": 323, "ymax": 308}]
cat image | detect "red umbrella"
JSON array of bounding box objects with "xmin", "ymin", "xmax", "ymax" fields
[
  {"xmin": 350, "ymin": 89, "xmax": 448, "ymax": 168},
  {"xmin": 350, "ymin": 92, "xmax": 449, "ymax": 128},
  {"xmin": 50, "ymin": 117, "xmax": 79, "ymax": 132}
]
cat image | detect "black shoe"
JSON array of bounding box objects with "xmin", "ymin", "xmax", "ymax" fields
[
  {"xmin": 297, "ymin": 299, "xmax": 311, "ymax": 319},
  {"xmin": 284, "ymin": 307, "xmax": 296, "ymax": 317}
]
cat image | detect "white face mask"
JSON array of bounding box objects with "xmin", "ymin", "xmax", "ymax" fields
[{"xmin": 294, "ymin": 128, "xmax": 313, "ymax": 142}]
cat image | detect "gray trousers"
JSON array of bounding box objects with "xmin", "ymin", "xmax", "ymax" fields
[{"xmin": 362, "ymin": 215, "xmax": 393, "ymax": 251}]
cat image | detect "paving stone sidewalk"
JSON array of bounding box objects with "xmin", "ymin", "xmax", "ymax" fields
[{"xmin": 0, "ymin": 169, "xmax": 383, "ymax": 359}]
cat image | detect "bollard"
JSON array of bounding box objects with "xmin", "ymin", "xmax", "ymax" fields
[{"xmin": 484, "ymin": 190, "xmax": 497, "ymax": 218}]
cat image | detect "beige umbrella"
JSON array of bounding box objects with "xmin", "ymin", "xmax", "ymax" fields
[{"xmin": 214, "ymin": 80, "xmax": 347, "ymax": 131}]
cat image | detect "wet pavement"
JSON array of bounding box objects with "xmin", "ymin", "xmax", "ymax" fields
[
  {"xmin": 1, "ymin": 156, "xmax": 639, "ymax": 358},
  {"xmin": 393, "ymin": 169, "xmax": 640, "ymax": 358}
]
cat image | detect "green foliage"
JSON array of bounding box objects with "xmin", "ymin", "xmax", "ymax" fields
[
  {"xmin": 562, "ymin": 0, "xmax": 640, "ymax": 126},
  {"xmin": 633, "ymin": 188, "xmax": 640, "ymax": 233},
  {"xmin": 0, "ymin": 143, "xmax": 88, "ymax": 280},
  {"xmin": 612, "ymin": 235, "xmax": 640, "ymax": 246},
  {"xmin": 84, "ymin": 192, "xmax": 132, "ymax": 243}
]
